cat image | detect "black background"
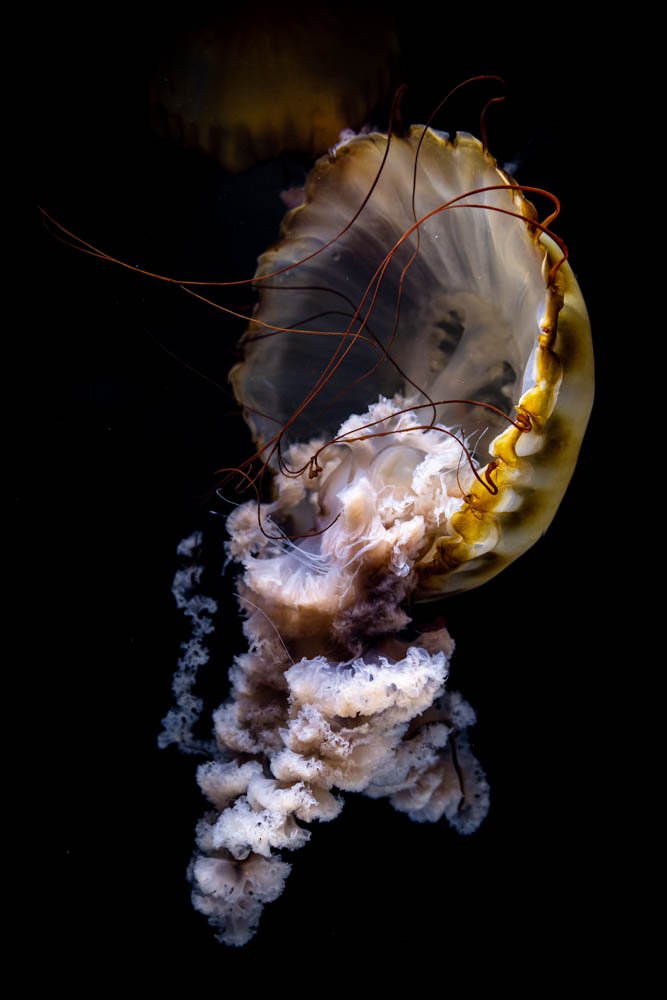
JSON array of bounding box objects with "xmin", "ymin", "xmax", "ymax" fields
[{"xmin": 32, "ymin": 5, "xmax": 619, "ymax": 985}]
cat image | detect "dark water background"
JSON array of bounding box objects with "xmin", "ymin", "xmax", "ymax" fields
[{"xmin": 32, "ymin": 5, "xmax": 617, "ymax": 985}]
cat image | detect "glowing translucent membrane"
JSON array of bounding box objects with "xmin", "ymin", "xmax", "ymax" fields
[{"xmin": 232, "ymin": 127, "xmax": 594, "ymax": 594}]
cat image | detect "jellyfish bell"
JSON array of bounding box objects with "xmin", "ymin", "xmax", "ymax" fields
[{"xmin": 231, "ymin": 126, "xmax": 593, "ymax": 601}]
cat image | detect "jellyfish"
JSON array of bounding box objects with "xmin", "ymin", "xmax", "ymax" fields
[
  {"xmin": 150, "ymin": 5, "xmax": 398, "ymax": 171},
  {"xmin": 153, "ymin": 120, "xmax": 593, "ymax": 945}
]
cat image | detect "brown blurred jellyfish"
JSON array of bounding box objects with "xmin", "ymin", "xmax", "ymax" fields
[
  {"xmin": 160, "ymin": 122, "xmax": 593, "ymax": 945},
  {"xmin": 150, "ymin": 6, "xmax": 398, "ymax": 171}
]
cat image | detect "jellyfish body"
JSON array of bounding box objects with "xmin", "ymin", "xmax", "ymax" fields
[
  {"xmin": 150, "ymin": 7, "xmax": 398, "ymax": 171},
  {"xmin": 165, "ymin": 126, "xmax": 593, "ymax": 945}
]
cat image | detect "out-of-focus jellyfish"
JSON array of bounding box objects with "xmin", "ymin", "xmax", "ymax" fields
[
  {"xmin": 150, "ymin": 6, "xmax": 398, "ymax": 171},
  {"xmin": 158, "ymin": 120, "xmax": 594, "ymax": 945}
]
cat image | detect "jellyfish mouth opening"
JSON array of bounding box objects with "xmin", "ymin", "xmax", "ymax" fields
[{"xmin": 226, "ymin": 391, "xmax": 485, "ymax": 663}]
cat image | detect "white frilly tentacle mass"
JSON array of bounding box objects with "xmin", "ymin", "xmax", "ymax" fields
[{"xmin": 179, "ymin": 397, "xmax": 489, "ymax": 946}]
